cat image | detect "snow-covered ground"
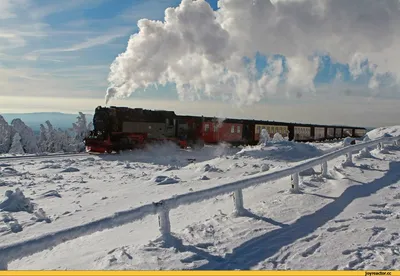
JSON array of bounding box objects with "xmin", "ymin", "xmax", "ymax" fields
[{"xmin": 0, "ymin": 131, "xmax": 399, "ymax": 270}]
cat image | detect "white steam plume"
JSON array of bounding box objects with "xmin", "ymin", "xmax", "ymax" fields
[{"xmin": 106, "ymin": 0, "xmax": 400, "ymax": 105}]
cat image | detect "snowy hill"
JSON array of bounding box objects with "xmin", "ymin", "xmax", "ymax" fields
[{"xmin": 0, "ymin": 126, "xmax": 399, "ymax": 270}]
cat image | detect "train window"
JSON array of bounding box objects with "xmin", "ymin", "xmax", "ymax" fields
[
  {"xmin": 231, "ymin": 126, "xmax": 235, "ymax": 133},
  {"xmin": 237, "ymin": 125, "xmax": 241, "ymax": 133},
  {"xmin": 205, "ymin": 124, "xmax": 210, "ymax": 132}
]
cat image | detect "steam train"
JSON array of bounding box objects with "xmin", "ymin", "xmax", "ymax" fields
[{"xmin": 84, "ymin": 106, "xmax": 367, "ymax": 153}]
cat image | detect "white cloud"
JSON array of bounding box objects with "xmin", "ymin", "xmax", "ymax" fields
[
  {"xmin": 28, "ymin": 0, "xmax": 107, "ymax": 20},
  {"xmin": 30, "ymin": 28, "xmax": 133, "ymax": 56},
  {"xmin": 0, "ymin": 0, "xmax": 17, "ymax": 19},
  {"xmin": 106, "ymin": 0, "xmax": 400, "ymax": 106},
  {"xmin": 0, "ymin": 65, "xmax": 108, "ymax": 98}
]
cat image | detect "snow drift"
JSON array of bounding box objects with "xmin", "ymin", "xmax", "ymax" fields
[{"xmin": 366, "ymin": 125, "xmax": 400, "ymax": 140}]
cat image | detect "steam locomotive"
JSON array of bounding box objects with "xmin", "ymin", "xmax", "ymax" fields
[{"xmin": 84, "ymin": 106, "xmax": 367, "ymax": 153}]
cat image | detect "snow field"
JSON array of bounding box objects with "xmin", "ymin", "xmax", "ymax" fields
[{"xmin": 0, "ymin": 132, "xmax": 399, "ymax": 270}]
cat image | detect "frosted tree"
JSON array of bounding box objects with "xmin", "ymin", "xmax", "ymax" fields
[
  {"xmin": 44, "ymin": 121, "xmax": 64, "ymax": 153},
  {"xmin": 37, "ymin": 124, "xmax": 48, "ymax": 153},
  {"xmin": 9, "ymin": 133, "xmax": 24, "ymax": 154},
  {"xmin": 57, "ymin": 128, "xmax": 74, "ymax": 152},
  {"xmin": 37, "ymin": 121, "xmax": 77, "ymax": 153},
  {"xmin": 70, "ymin": 112, "xmax": 92, "ymax": 152},
  {"xmin": 62, "ymin": 129, "xmax": 76, "ymax": 152},
  {"xmin": 0, "ymin": 115, "xmax": 12, "ymax": 154},
  {"xmin": 272, "ymin": 132, "xmax": 285, "ymax": 142},
  {"xmin": 259, "ymin": 128, "xmax": 270, "ymax": 146},
  {"xmin": 11, "ymin": 119, "xmax": 39, "ymax": 154}
]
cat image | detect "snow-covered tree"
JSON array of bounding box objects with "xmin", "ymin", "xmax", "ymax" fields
[
  {"xmin": 259, "ymin": 128, "xmax": 270, "ymax": 145},
  {"xmin": 70, "ymin": 112, "xmax": 92, "ymax": 152},
  {"xmin": 0, "ymin": 115, "xmax": 13, "ymax": 154},
  {"xmin": 11, "ymin": 119, "xmax": 39, "ymax": 154},
  {"xmin": 37, "ymin": 124, "xmax": 48, "ymax": 153},
  {"xmin": 43, "ymin": 121, "xmax": 65, "ymax": 153},
  {"xmin": 9, "ymin": 133, "xmax": 24, "ymax": 154},
  {"xmin": 272, "ymin": 132, "xmax": 285, "ymax": 142},
  {"xmin": 57, "ymin": 127, "xmax": 75, "ymax": 152}
]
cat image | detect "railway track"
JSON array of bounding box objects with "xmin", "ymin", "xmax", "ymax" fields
[{"xmin": 0, "ymin": 152, "xmax": 91, "ymax": 162}]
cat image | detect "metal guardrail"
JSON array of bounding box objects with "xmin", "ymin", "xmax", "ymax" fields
[{"xmin": 0, "ymin": 135, "xmax": 399, "ymax": 270}]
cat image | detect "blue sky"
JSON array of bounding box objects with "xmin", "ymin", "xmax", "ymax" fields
[
  {"xmin": 0, "ymin": 0, "xmax": 376, "ymax": 98},
  {"xmin": 0, "ymin": 0, "xmax": 399, "ymax": 127}
]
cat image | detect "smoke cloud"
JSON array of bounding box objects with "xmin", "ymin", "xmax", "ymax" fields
[{"xmin": 105, "ymin": 0, "xmax": 400, "ymax": 105}]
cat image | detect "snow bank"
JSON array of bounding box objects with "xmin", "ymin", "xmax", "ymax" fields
[
  {"xmin": 1, "ymin": 133, "xmax": 399, "ymax": 269},
  {"xmin": 366, "ymin": 126, "xmax": 400, "ymax": 140},
  {"xmin": 236, "ymin": 140, "xmax": 323, "ymax": 161},
  {"xmin": 342, "ymin": 137, "xmax": 356, "ymax": 147},
  {"xmin": 153, "ymin": 175, "xmax": 180, "ymax": 185},
  {"xmin": 0, "ymin": 188, "xmax": 34, "ymax": 213}
]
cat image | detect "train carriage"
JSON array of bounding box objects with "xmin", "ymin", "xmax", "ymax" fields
[
  {"xmin": 327, "ymin": 127, "xmax": 335, "ymax": 139},
  {"xmin": 254, "ymin": 123, "xmax": 289, "ymax": 141},
  {"xmin": 293, "ymin": 126, "xmax": 312, "ymax": 141},
  {"xmin": 343, "ymin": 128, "xmax": 353, "ymax": 137},
  {"xmin": 314, "ymin": 127, "xmax": 325, "ymax": 141},
  {"xmin": 201, "ymin": 119, "xmax": 244, "ymax": 145},
  {"xmin": 335, "ymin": 128, "xmax": 342, "ymax": 138},
  {"xmin": 353, "ymin": 128, "xmax": 367, "ymax": 138}
]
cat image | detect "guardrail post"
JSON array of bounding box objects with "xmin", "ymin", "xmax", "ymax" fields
[
  {"xmin": 393, "ymin": 140, "xmax": 398, "ymax": 146},
  {"xmin": 321, "ymin": 161, "xmax": 328, "ymax": 177},
  {"xmin": 156, "ymin": 201, "xmax": 171, "ymax": 241},
  {"xmin": 361, "ymin": 146, "xmax": 370, "ymax": 156},
  {"xmin": 291, "ymin": 173, "xmax": 300, "ymax": 193},
  {"xmin": 343, "ymin": 152, "xmax": 353, "ymax": 166},
  {"xmin": 377, "ymin": 142, "xmax": 382, "ymax": 151},
  {"xmin": 233, "ymin": 189, "xmax": 245, "ymax": 216}
]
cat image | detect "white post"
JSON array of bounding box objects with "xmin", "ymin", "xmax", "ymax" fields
[
  {"xmin": 377, "ymin": 142, "xmax": 382, "ymax": 151},
  {"xmin": 344, "ymin": 152, "xmax": 353, "ymax": 166},
  {"xmin": 291, "ymin": 173, "xmax": 300, "ymax": 193},
  {"xmin": 393, "ymin": 140, "xmax": 398, "ymax": 146},
  {"xmin": 233, "ymin": 189, "xmax": 245, "ymax": 216},
  {"xmin": 321, "ymin": 161, "xmax": 328, "ymax": 177},
  {"xmin": 157, "ymin": 204, "xmax": 171, "ymax": 240}
]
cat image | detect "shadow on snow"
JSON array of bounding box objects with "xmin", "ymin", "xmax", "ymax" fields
[{"xmin": 183, "ymin": 161, "xmax": 400, "ymax": 270}]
